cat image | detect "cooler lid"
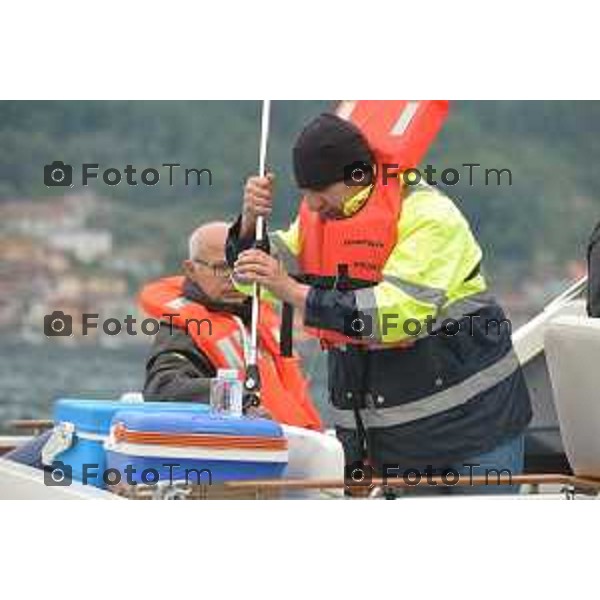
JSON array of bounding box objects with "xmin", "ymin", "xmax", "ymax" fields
[
  {"xmin": 112, "ymin": 410, "xmax": 284, "ymax": 439},
  {"xmin": 53, "ymin": 399, "xmax": 210, "ymax": 435}
]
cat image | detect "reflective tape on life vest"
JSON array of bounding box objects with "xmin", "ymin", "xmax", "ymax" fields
[
  {"xmin": 330, "ymin": 349, "xmax": 520, "ymax": 429},
  {"xmin": 232, "ymin": 315, "xmax": 257, "ymax": 363},
  {"xmin": 216, "ymin": 337, "xmax": 245, "ymax": 370},
  {"xmin": 389, "ymin": 101, "xmax": 421, "ymax": 136},
  {"xmin": 165, "ymin": 295, "xmax": 192, "ymax": 311}
]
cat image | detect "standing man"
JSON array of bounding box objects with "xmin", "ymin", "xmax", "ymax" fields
[{"xmin": 227, "ymin": 111, "xmax": 532, "ymax": 493}]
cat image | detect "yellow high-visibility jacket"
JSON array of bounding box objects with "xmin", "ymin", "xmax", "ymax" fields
[
  {"xmin": 247, "ymin": 181, "xmax": 489, "ymax": 344},
  {"xmin": 226, "ymin": 180, "xmax": 531, "ymax": 469}
]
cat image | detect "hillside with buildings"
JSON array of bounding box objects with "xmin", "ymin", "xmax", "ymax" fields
[{"xmin": 0, "ymin": 100, "xmax": 598, "ymax": 345}]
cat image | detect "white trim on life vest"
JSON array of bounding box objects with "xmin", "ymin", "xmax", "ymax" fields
[
  {"xmin": 390, "ymin": 101, "xmax": 420, "ymax": 137},
  {"xmin": 216, "ymin": 337, "xmax": 245, "ymax": 370}
]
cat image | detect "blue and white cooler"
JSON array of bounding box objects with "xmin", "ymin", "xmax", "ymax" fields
[
  {"xmin": 42, "ymin": 398, "xmax": 211, "ymax": 488},
  {"xmin": 104, "ymin": 410, "xmax": 289, "ymax": 490}
]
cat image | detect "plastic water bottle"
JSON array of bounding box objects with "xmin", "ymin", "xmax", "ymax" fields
[{"xmin": 210, "ymin": 368, "xmax": 243, "ymax": 417}]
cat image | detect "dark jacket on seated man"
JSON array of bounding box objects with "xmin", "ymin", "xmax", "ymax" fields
[{"xmin": 143, "ymin": 278, "xmax": 252, "ymax": 402}]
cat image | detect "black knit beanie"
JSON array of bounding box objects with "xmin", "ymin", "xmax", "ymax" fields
[{"xmin": 292, "ymin": 112, "xmax": 373, "ymax": 190}]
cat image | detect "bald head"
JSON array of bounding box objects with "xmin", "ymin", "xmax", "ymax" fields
[
  {"xmin": 184, "ymin": 220, "xmax": 243, "ymax": 303},
  {"xmin": 188, "ymin": 221, "xmax": 230, "ymax": 261}
]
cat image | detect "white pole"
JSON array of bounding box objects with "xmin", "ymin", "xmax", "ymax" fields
[{"xmin": 247, "ymin": 100, "xmax": 271, "ymax": 374}]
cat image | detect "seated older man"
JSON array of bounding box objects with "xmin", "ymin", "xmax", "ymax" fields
[
  {"xmin": 4, "ymin": 222, "xmax": 322, "ymax": 470},
  {"xmin": 140, "ymin": 221, "xmax": 322, "ymax": 430}
]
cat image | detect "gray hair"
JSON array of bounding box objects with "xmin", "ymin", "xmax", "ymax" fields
[{"xmin": 188, "ymin": 221, "xmax": 231, "ymax": 260}]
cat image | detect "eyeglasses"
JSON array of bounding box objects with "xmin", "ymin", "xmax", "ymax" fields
[{"xmin": 192, "ymin": 258, "xmax": 233, "ymax": 278}]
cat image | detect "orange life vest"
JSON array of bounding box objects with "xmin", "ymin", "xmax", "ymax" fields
[
  {"xmin": 335, "ymin": 100, "xmax": 450, "ymax": 170},
  {"xmin": 297, "ymin": 101, "xmax": 450, "ymax": 348},
  {"xmin": 298, "ymin": 175, "xmax": 402, "ymax": 347},
  {"xmin": 138, "ymin": 276, "xmax": 322, "ymax": 431}
]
